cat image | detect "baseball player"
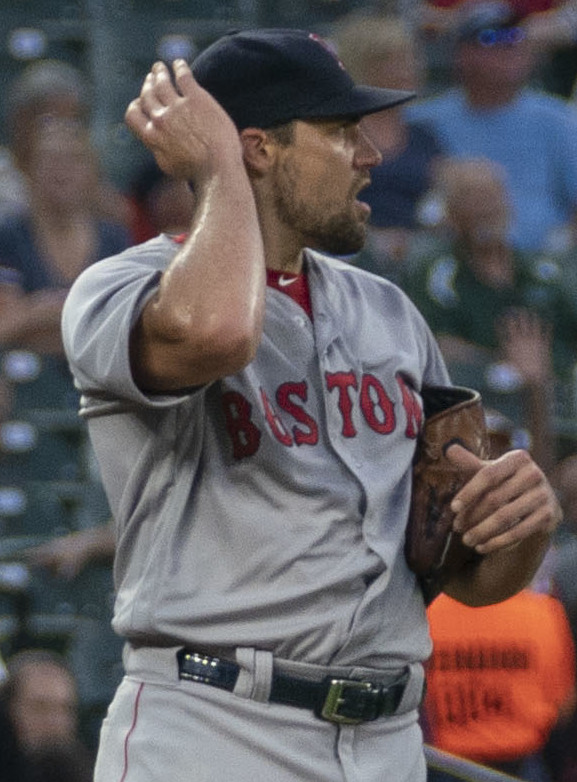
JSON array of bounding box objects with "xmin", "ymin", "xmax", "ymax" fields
[{"xmin": 61, "ymin": 28, "xmax": 560, "ymax": 782}]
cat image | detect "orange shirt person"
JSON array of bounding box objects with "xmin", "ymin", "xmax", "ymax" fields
[{"xmin": 424, "ymin": 589, "xmax": 576, "ymax": 768}]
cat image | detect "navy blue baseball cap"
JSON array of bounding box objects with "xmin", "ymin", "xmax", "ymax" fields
[{"xmin": 192, "ymin": 28, "xmax": 416, "ymax": 130}]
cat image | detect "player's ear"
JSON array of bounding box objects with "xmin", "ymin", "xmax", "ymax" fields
[{"xmin": 240, "ymin": 128, "xmax": 277, "ymax": 175}]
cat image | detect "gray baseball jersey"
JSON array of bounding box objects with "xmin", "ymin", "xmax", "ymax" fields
[{"xmin": 62, "ymin": 234, "xmax": 450, "ymax": 670}]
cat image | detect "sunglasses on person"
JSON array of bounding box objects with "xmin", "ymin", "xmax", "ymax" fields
[{"xmin": 475, "ymin": 27, "xmax": 526, "ymax": 47}]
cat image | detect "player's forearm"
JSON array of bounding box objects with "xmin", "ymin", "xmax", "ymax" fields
[
  {"xmin": 125, "ymin": 59, "xmax": 267, "ymax": 391},
  {"xmin": 443, "ymin": 529, "xmax": 552, "ymax": 606},
  {"xmin": 133, "ymin": 162, "xmax": 266, "ymax": 391}
]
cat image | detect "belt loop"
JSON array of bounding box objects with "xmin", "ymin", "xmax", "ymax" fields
[
  {"xmin": 234, "ymin": 647, "xmax": 273, "ymax": 703},
  {"xmin": 396, "ymin": 662, "xmax": 425, "ymax": 715}
]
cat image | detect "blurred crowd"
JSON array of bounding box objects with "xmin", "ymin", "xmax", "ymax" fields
[{"xmin": 1, "ymin": 0, "xmax": 577, "ymax": 780}]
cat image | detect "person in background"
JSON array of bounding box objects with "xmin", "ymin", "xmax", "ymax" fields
[
  {"xmin": 127, "ymin": 158, "xmax": 196, "ymax": 244},
  {"xmin": 0, "ymin": 649, "xmax": 94, "ymax": 782},
  {"xmin": 4, "ymin": 59, "xmax": 129, "ymax": 228},
  {"xmin": 407, "ymin": 156, "xmax": 577, "ymax": 473},
  {"xmin": 0, "ymin": 60, "xmax": 89, "ymax": 223},
  {"xmin": 406, "ymin": 0, "xmax": 577, "ymax": 253},
  {"xmin": 423, "ymin": 587, "xmax": 576, "ymax": 781},
  {"xmin": 535, "ymin": 454, "xmax": 577, "ymax": 781},
  {"xmin": 416, "ymin": 0, "xmax": 577, "ymax": 98},
  {"xmin": 333, "ymin": 12, "xmax": 444, "ymax": 282},
  {"xmin": 0, "ymin": 116, "xmax": 131, "ymax": 356},
  {"xmin": 24, "ymin": 518, "xmax": 115, "ymax": 581},
  {"xmin": 548, "ymin": 455, "xmax": 577, "ymax": 639},
  {"xmin": 0, "ymin": 698, "xmax": 29, "ymax": 782},
  {"xmin": 419, "ymin": 0, "xmax": 577, "ymax": 49},
  {"xmin": 25, "ymin": 744, "xmax": 94, "ymax": 782}
]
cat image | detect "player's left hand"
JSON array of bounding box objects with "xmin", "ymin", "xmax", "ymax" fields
[{"xmin": 445, "ymin": 444, "xmax": 561, "ymax": 555}]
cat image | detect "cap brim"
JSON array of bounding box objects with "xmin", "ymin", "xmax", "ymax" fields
[
  {"xmin": 303, "ymin": 85, "xmax": 416, "ymax": 121},
  {"xmin": 350, "ymin": 85, "xmax": 417, "ymax": 115}
]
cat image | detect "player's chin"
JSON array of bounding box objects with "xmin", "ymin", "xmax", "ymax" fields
[
  {"xmin": 349, "ymin": 204, "xmax": 371, "ymax": 245},
  {"xmin": 307, "ymin": 205, "xmax": 369, "ymax": 255},
  {"xmin": 322, "ymin": 223, "xmax": 367, "ymax": 256}
]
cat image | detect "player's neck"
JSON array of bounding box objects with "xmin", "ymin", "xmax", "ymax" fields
[
  {"xmin": 265, "ymin": 252, "xmax": 305, "ymax": 274},
  {"xmin": 251, "ymin": 182, "xmax": 304, "ymax": 273},
  {"xmin": 260, "ymin": 220, "xmax": 305, "ymax": 273}
]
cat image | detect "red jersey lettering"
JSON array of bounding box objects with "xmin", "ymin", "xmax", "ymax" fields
[
  {"xmin": 276, "ymin": 381, "xmax": 319, "ymax": 446},
  {"xmin": 260, "ymin": 387, "xmax": 293, "ymax": 446},
  {"xmin": 221, "ymin": 391, "xmax": 262, "ymax": 459},
  {"xmin": 360, "ymin": 374, "xmax": 395, "ymax": 434},
  {"xmin": 396, "ymin": 374, "xmax": 422, "ymax": 439},
  {"xmin": 325, "ymin": 371, "xmax": 358, "ymax": 437}
]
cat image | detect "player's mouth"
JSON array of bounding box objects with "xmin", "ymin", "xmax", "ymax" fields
[
  {"xmin": 355, "ymin": 199, "xmax": 372, "ymax": 221},
  {"xmin": 353, "ymin": 178, "xmax": 372, "ymax": 219}
]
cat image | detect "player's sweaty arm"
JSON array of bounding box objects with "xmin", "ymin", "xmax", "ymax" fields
[
  {"xmin": 441, "ymin": 445, "xmax": 561, "ymax": 607},
  {"xmin": 125, "ymin": 60, "xmax": 266, "ymax": 392}
]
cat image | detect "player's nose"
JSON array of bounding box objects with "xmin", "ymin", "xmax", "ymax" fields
[{"xmin": 354, "ymin": 129, "xmax": 382, "ymax": 170}]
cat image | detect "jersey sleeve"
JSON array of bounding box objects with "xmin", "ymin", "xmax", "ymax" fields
[{"xmin": 62, "ymin": 237, "xmax": 191, "ymax": 411}]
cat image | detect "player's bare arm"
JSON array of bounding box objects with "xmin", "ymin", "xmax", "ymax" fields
[
  {"xmin": 125, "ymin": 59, "xmax": 266, "ymax": 392},
  {"xmin": 441, "ymin": 444, "xmax": 561, "ymax": 607}
]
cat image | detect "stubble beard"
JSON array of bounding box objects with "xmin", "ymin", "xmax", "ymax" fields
[{"xmin": 274, "ymin": 161, "xmax": 367, "ymax": 256}]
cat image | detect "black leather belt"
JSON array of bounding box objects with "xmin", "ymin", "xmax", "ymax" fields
[{"xmin": 177, "ymin": 649, "xmax": 410, "ymax": 725}]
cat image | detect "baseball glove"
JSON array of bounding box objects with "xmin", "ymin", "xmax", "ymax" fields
[{"xmin": 405, "ymin": 385, "xmax": 490, "ymax": 605}]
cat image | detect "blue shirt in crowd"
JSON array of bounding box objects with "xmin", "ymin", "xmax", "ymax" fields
[{"xmin": 406, "ymin": 88, "xmax": 577, "ymax": 252}]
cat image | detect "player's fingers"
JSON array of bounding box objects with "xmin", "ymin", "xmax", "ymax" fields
[
  {"xmin": 125, "ymin": 96, "xmax": 146, "ymax": 133},
  {"xmin": 455, "ymin": 461, "xmax": 533, "ymax": 527},
  {"xmin": 148, "ymin": 61, "xmax": 181, "ymax": 104},
  {"xmin": 451, "ymin": 450, "xmax": 548, "ymax": 536},
  {"xmin": 445, "ymin": 442, "xmax": 483, "ymax": 477},
  {"xmin": 138, "ymin": 63, "xmax": 175, "ymax": 116},
  {"xmin": 171, "ymin": 58, "xmax": 196, "ymax": 95},
  {"xmin": 460, "ymin": 480, "xmax": 555, "ymax": 553},
  {"xmin": 451, "ymin": 449, "xmax": 534, "ymax": 516},
  {"xmin": 124, "ymin": 94, "xmax": 167, "ymax": 152}
]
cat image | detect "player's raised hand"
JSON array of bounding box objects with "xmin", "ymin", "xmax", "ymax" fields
[
  {"xmin": 445, "ymin": 443, "xmax": 561, "ymax": 555},
  {"xmin": 125, "ymin": 59, "xmax": 241, "ymax": 182}
]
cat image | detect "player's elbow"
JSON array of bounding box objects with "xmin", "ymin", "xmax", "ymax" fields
[
  {"xmin": 133, "ymin": 306, "xmax": 263, "ymax": 390},
  {"xmin": 196, "ymin": 297, "xmax": 263, "ymax": 362},
  {"xmin": 176, "ymin": 326, "xmax": 261, "ymax": 385},
  {"xmin": 198, "ymin": 317, "xmax": 261, "ymax": 375}
]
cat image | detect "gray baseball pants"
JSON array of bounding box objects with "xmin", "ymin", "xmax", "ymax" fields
[{"xmin": 93, "ymin": 644, "xmax": 427, "ymax": 782}]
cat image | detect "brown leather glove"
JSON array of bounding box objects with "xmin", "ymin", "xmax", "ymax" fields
[{"xmin": 405, "ymin": 385, "xmax": 490, "ymax": 605}]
